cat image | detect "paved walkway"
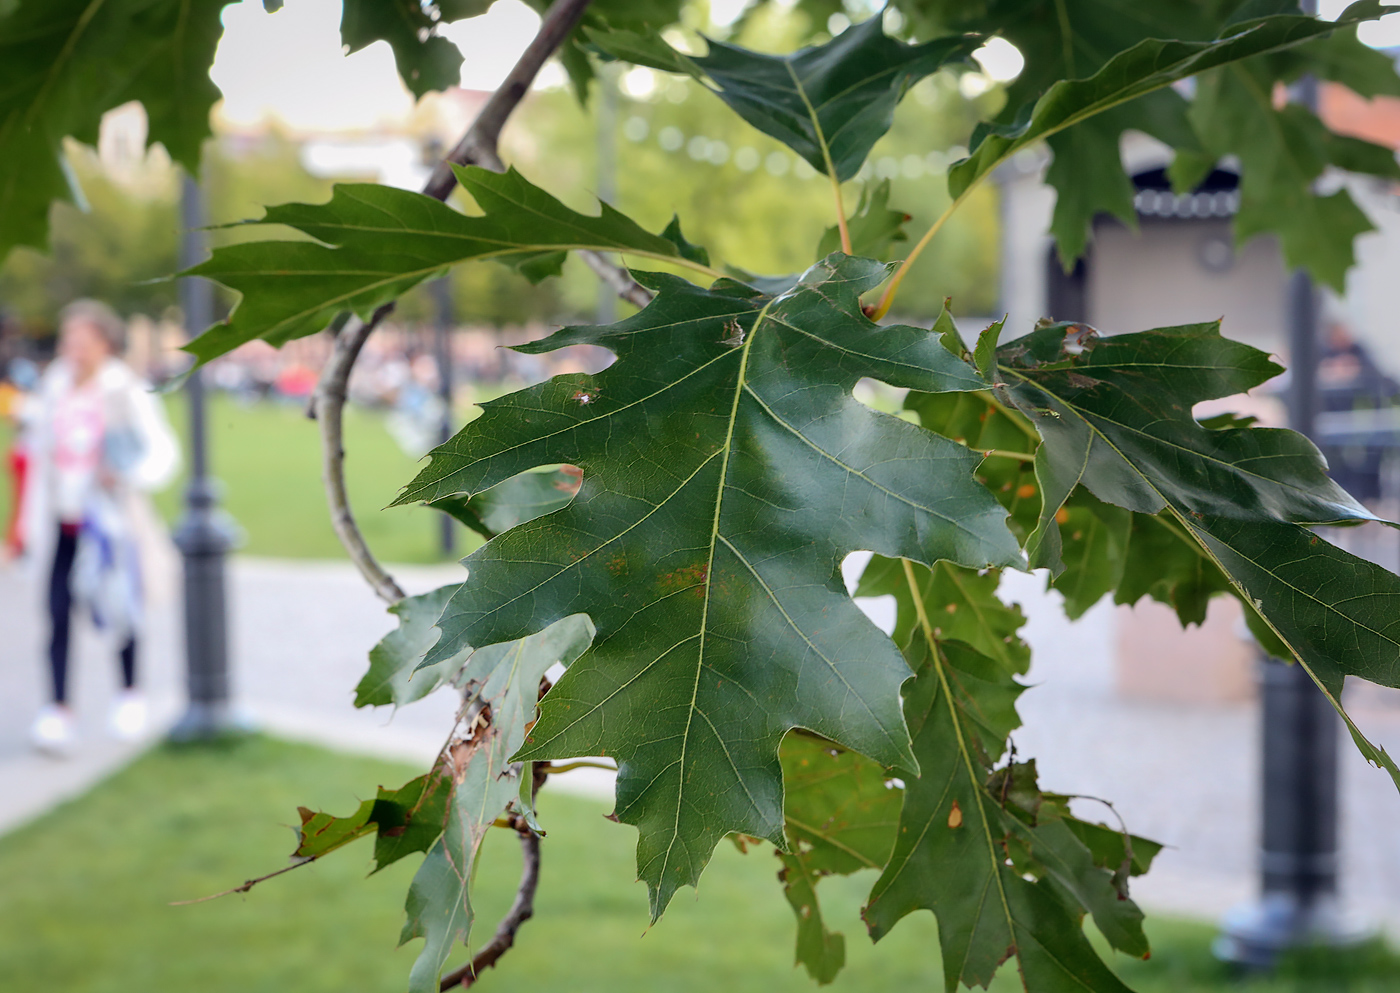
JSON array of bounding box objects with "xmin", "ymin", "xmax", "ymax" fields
[{"xmin": 2, "ymin": 554, "xmax": 1400, "ymax": 932}]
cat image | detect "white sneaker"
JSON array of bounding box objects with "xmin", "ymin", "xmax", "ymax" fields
[
  {"xmin": 110, "ymin": 691, "xmax": 148, "ymax": 741},
  {"xmin": 31, "ymin": 705, "xmax": 76, "ymax": 756}
]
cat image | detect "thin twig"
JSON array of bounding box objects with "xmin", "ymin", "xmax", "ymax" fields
[
  {"xmin": 169, "ymin": 857, "xmax": 314, "ymax": 905},
  {"xmin": 318, "ymin": 303, "xmax": 406, "ymax": 603},
  {"xmin": 313, "ymin": 0, "xmax": 649, "ymax": 603}
]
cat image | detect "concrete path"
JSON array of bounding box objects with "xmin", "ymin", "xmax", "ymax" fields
[{"xmin": 3, "ymin": 553, "xmax": 1400, "ymax": 932}]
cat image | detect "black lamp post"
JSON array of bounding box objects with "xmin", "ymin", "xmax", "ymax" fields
[
  {"xmin": 169, "ymin": 170, "xmax": 241, "ymax": 742},
  {"xmin": 1216, "ymin": 58, "xmax": 1369, "ymax": 966},
  {"xmin": 431, "ymin": 274, "xmax": 455, "ymax": 556}
]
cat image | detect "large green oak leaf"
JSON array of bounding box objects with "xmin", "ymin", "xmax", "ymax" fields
[
  {"xmin": 861, "ymin": 560, "xmax": 1156, "ymax": 992},
  {"xmin": 947, "ymin": 4, "xmax": 1395, "ymax": 220},
  {"xmin": 0, "ymin": 0, "xmax": 229, "ymax": 261},
  {"xmin": 395, "ymin": 254, "xmax": 1024, "ymax": 917},
  {"xmin": 997, "ymin": 320, "xmax": 1400, "ymax": 787},
  {"xmin": 183, "ymin": 165, "xmax": 719, "ymax": 364},
  {"xmin": 588, "ymin": 14, "xmax": 978, "ymax": 181}
]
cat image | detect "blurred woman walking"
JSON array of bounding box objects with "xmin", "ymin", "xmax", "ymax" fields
[{"xmin": 19, "ymin": 301, "xmax": 179, "ymax": 754}]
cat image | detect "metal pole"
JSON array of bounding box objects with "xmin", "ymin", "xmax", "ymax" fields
[
  {"xmin": 1216, "ymin": 28, "xmax": 1366, "ymax": 965},
  {"xmin": 432, "ymin": 275, "xmax": 455, "ymax": 556},
  {"xmin": 169, "ymin": 170, "xmax": 241, "ymax": 742}
]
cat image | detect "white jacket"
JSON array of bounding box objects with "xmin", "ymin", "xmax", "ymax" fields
[{"xmin": 19, "ymin": 358, "xmax": 180, "ymax": 595}]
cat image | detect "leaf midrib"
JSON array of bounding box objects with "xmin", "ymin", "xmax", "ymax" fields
[{"xmin": 900, "ymin": 559, "xmax": 1019, "ymax": 978}]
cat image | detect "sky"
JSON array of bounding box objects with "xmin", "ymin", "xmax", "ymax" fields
[
  {"xmin": 211, "ymin": 0, "xmax": 547, "ymax": 131},
  {"xmin": 208, "ymin": 0, "xmax": 1400, "ymax": 133}
]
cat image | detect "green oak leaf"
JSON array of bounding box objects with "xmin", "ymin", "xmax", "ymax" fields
[
  {"xmin": 974, "ymin": 0, "xmax": 1400, "ymax": 276},
  {"xmin": 0, "ymin": 0, "xmax": 229, "ymax": 261},
  {"xmin": 996, "ymin": 320, "xmax": 1400, "ymax": 788},
  {"xmin": 948, "ymin": 6, "xmax": 1390, "ymax": 210},
  {"xmin": 589, "ymin": 15, "xmax": 979, "ymax": 180},
  {"xmin": 816, "ymin": 179, "xmax": 910, "ymax": 261},
  {"xmin": 1044, "ymin": 89, "xmax": 1202, "ymax": 269},
  {"xmin": 430, "ymin": 467, "xmax": 582, "ymax": 541},
  {"xmin": 861, "ymin": 554, "xmax": 1155, "ymax": 991},
  {"xmin": 857, "ymin": 556, "xmax": 1030, "ymax": 676},
  {"xmin": 183, "ymin": 165, "xmax": 719, "ymax": 364},
  {"xmin": 356, "ymin": 585, "xmax": 470, "ymax": 709},
  {"xmin": 527, "ymin": 0, "xmax": 683, "ymax": 102},
  {"xmin": 1002, "ymin": 320, "xmax": 1380, "ymax": 573},
  {"xmin": 777, "ymin": 732, "xmax": 902, "ymax": 984},
  {"xmin": 904, "ymin": 385, "xmax": 1043, "ymax": 544},
  {"xmin": 1186, "ymin": 58, "xmax": 1400, "ymax": 291},
  {"xmin": 340, "ymin": 0, "xmax": 468, "ymax": 98},
  {"xmin": 865, "ymin": 635, "xmax": 1136, "ymax": 993},
  {"xmin": 394, "ymin": 254, "xmax": 1024, "ymax": 918},
  {"xmin": 1052, "ymin": 489, "xmax": 1132, "ymax": 620},
  {"xmin": 399, "ymin": 612, "xmax": 591, "ymax": 993},
  {"xmin": 291, "ymin": 768, "xmax": 450, "ymax": 870}
]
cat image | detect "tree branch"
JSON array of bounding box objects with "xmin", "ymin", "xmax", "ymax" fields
[
  {"xmin": 313, "ymin": 0, "xmax": 649, "ymax": 603},
  {"xmin": 317, "ymin": 303, "xmax": 406, "ymax": 603}
]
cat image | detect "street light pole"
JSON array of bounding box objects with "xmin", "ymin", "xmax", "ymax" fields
[
  {"xmin": 432, "ymin": 275, "xmax": 455, "ymax": 556},
  {"xmin": 169, "ymin": 170, "xmax": 240, "ymax": 741},
  {"xmin": 1216, "ymin": 47, "xmax": 1367, "ymax": 966}
]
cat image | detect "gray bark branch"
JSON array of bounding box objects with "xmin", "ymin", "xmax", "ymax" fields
[{"xmin": 313, "ymin": 0, "xmax": 649, "ymax": 604}]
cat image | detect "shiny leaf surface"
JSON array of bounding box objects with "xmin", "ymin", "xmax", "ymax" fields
[
  {"xmin": 395, "ymin": 254, "xmax": 1023, "ymax": 917},
  {"xmin": 590, "ymin": 16, "xmax": 978, "ymax": 180},
  {"xmin": 184, "ymin": 166, "xmax": 717, "ymax": 363},
  {"xmin": 997, "ymin": 320, "xmax": 1400, "ymax": 787}
]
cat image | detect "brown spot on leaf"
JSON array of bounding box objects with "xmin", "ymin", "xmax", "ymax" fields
[
  {"xmin": 1016, "ymin": 483, "xmax": 1036, "ymax": 499},
  {"xmin": 948, "ymin": 800, "xmax": 963, "ymax": 828},
  {"xmin": 555, "ymin": 465, "xmax": 583, "ymax": 494},
  {"xmin": 1055, "ymin": 507, "xmax": 1070, "ymax": 525}
]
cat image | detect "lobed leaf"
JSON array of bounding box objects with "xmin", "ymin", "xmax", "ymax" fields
[
  {"xmin": 865, "ymin": 634, "xmax": 1140, "ymax": 993},
  {"xmin": 340, "ymin": 0, "xmax": 474, "ymax": 98},
  {"xmin": 589, "ymin": 15, "xmax": 979, "ymax": 180},
  {"xmin": 183, "ymin": 165, "xmax": 718, "ymax": 364},
  {"xmin": 399, "ymin": 613, "xmax": 592, "ymax": 992},
  {"xmin": 0, "ymin": 0, "xmax": 228, "ymax": 261},
  {"xmin": 816, "ymin": 179, "xmax": 910, "ymax": 261},
  {"xmin": 996, "ymin": 320, "xmax": 1400, "ymax": 788},
  {"xmin": 394, "ymin": 254, "xmax": 1023, "ymax": 917},
  {"xmin": 777, "ymin": 732, "xmax": 902, "ymax": 983},
  {"xmin": 1185, "ymin": 59, "xmax": 1400, "ymax": 290},
  {"xmin": 858, "ymin": 553, "xmax": 1158, "ymax": 991},
  {"xmin": 947, "ymin": 5, "xmax": 1393, "ymax": 212}
]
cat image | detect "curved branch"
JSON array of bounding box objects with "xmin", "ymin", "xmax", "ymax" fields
[
  {"xmin": 439, "ymin": 825, "xmax": 542, "ymax": 991},
  {"xmin": 318, "ymin": 304, "xmax": 406, "ymax": 603},
  {"xmin": 314, "ymin": 0, "xmax": 650, "ymax": 601}
]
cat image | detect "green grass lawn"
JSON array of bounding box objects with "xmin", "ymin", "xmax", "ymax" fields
[
  {"xmin": 1, "ymin": 394, "xmax": 482, "ymax": 564},
  {"xmin": 1, "ymin": 737, "xmax": 1395, "ymax": 993}
]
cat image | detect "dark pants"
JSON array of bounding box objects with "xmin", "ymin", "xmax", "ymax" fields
[{"xmin": 47, "ymin": 524, "xmax": 136, "ymax": 704}]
